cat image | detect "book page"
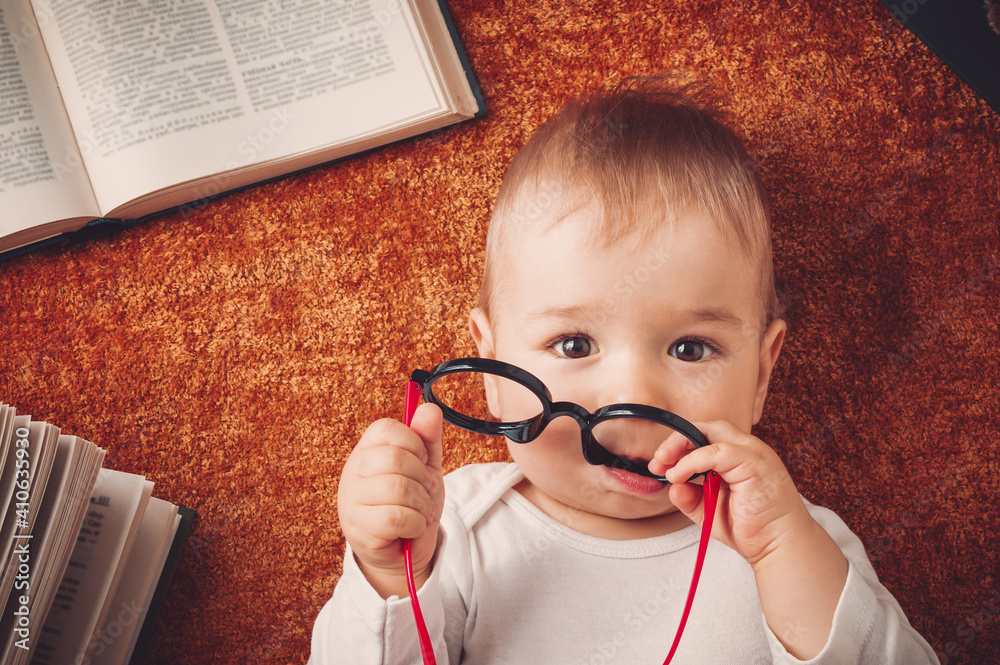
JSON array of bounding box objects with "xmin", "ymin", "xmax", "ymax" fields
[
  {"xmin": 88, "ymin": 498, "xmax": 178, "ymax": 665},
  {"xmin": 0, "ymin": 0, "xmax": 100, "ymax": 248},
  {"xmin": 0, "ymin": 435, "xmax": 102, "ymax": 664},
  {"xmin": 0, "ymin": 406, "xmax": 14, "ymax": 488},
  {"xmin": 0, "ymin": 415, "xmax": 32, "ymax": 609},
  {"xmin": 29, "ymin": 470, "xmax": 151, "ymax": 665},
  {"xmin": 30, "ymin": 0, "xmax": 471, "ymax": 216},
  {"xmin": 0, "ymin": 420, "xmax": 60, "ymax": 621}
]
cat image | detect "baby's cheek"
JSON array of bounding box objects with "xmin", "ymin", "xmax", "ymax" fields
[{"xmin": 685, "ymin": 378, "xmax": 758, "ymax": 430}]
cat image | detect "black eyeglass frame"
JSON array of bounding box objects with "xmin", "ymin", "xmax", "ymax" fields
[{"xmin": 409, "ymin": 357, "xmax": 709, "ymax": 483}]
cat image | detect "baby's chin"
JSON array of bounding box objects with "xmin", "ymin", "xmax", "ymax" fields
[
  {"xmin": 577, "ymin": 479, "xmax": 689, "ymax": 524},
  {"xmin": 579, "ymin": 499, "xmax": 693, "ymax": 539},
  {"xmin": 597, "ymin": 493, "xmax": 681, "ymax": 521}
]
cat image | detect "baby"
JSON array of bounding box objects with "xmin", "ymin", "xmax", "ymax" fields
[{"xmin": 310, "ymin": 76, "xmax": 939, "ymax": 663}]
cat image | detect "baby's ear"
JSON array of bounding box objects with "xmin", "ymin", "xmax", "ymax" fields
[
  {"xmin": 752, "ymin": 319, "xmax": 786, "ymax": 424},
  {"xmin": 469, "ymin": 308, "xmax": 496, "ymax": 359},
  {"xmin": 469, "ymin": 309, "xmax": 502, "ymax": 418}
]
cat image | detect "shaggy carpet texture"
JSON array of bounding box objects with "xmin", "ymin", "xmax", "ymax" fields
[{"xmin": 1, "ymin": 1, "xmax": 998, "ymax": 663}]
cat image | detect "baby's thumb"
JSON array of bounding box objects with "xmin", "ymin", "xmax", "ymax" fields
[
  {"xmin": 409, "ymin": 402, "xmax": 444, "ymax": 473},
  {"xmin": 668, "ymin": 481, "xmax": 706, "ymax": 524}
]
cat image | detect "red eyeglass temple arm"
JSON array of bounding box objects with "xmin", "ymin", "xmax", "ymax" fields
[
  {"xmin": 661, "ymin": 470, "xmax": 720, "ymax": 664},
  {"xmin": 403, "ymin": 379, "xmax": 437, "ymax": 665},
  {"xmin": 405, "ymin": 380, "xmax": 423, "ymax": 427}
]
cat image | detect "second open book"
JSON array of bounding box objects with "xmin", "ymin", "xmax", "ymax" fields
[{"xmin": 1, "ymin": 0, "xmax": 484, "ymax": 254}]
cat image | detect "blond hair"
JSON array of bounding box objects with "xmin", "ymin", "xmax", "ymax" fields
[{"xmin": 478, "ymin": 75, "xmax": 779, "ymax": 326}]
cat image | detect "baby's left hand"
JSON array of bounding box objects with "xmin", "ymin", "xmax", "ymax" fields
[
  {"xmin": 649, "ymin": 420, "xmax": 813, "ymax": 570},
  {"xmin": 651, "ymin": 420, "xmax": 849, "ymax": 659}
]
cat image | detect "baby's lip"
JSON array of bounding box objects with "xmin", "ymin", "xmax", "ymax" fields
[
  {"xmin": 603, "ymin": 463, "xmax": 669, "ymax": 492},
  {"xmin": 615, "ymin": 451, "xmax": 656, "ymax": 464},
  {"xmin": 604, "ymin": 453, "xmax": 660, "ymax": 476}
]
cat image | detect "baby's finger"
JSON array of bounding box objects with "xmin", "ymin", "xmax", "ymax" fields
[
  {"xmin": 648, "ymin": 430, "xmax": 698, "ymax": 475},
  {"xmin": 360, "ymin": 503, "xmax": 435, "ymax": 543},
  {"xmin": 353, "ymin": 445, "xmax": 439, "ymax": 496},
  {"xmin": 668, "ymin": 474, "xmax": 734, "ymax": 551},
  {"xmin": 357, "ymin": 417, "xmax": 432, "ymax": 465},
  {"xmin": 661, "ymin": 420, "xmax": 761, "ymax": 482},
  {"xmin": 667, "ymin": 480, "xmax": 705, "ymax": 517},
  {"xmin": 663, "ymin": 442, "xmax": 730, "ymax": 485},
  {"xmin": 409, "ymin": 403, "xmax": 444, "ymax": 473},
  {"xmin": 353, "ymin": 473, "xmax": 437, "ymax": 524}
]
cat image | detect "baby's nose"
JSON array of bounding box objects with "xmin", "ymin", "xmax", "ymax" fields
[{"xmin": 598, "ymin": 358, "xmax": 672, "ymax": 410}]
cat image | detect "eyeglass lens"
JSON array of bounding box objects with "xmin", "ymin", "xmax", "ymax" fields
[
  {"xmin": 428, "ymin": 371, "xmax": 544, "ymax": 426},
  {"xmin": 590, "ymin": 417, "xmax": 684, "ymax": 459}
]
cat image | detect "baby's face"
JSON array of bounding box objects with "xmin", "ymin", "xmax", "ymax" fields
[{"xmin": 471, "ymin": 202, "xmax": 783, "ymax": 536}]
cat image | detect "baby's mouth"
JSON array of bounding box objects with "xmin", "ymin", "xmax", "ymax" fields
[
  {"xmin": 601, "ymin": 454, "xmax": 667, "ymax": 483},
  {"xmin": 582, "ymin": 433, "xmax": 668, "ymax": 481},
  {"xmin": 603, "ymin": 461, "xmax": 669, "ymax": 494}
]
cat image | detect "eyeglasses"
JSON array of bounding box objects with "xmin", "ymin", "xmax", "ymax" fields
[
  {"xmin": 407, "ymin": 357, "xmax": 710, "ymax": 481},
  {"xmin": 400, "ymin": 358, "xmax": 720, "ymax": 665}
]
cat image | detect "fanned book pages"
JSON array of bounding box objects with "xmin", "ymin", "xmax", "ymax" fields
[
  {"xmin": 0, "ymin": 406, "xmax": 194, "ymax": 665},
  {"xmin": 0, "ymin": 0, "xmax": 485, "ymax": 256}
]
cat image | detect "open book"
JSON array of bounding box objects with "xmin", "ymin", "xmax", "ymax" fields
[
  {"xmin": 0, "ymin": 405, "xmax": 195, "ymax": 665},
  {"xmin": 0, "ymin": 0, "xmax": 484, "ymax": 256}
]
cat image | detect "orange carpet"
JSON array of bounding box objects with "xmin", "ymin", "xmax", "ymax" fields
[{"xmin": 1, "ymin": 1, "xmax": 999, "ymax": 663}]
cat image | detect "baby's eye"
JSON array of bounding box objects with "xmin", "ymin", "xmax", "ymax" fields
[
  {"xmin": 549, "ymin": 335, "xmax": 593, "ymax": 359},
  {"xmin": 670, "ymin": 339, "xmax": 716, "ymax": 362}
]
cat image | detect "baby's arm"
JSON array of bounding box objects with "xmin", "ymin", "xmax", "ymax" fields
[
  {"xmin": 336, "ymin": 403, "xmax": 445, "ymax": 599},
  {"xmin": 650, "ymin": 421, "xmax": 849, "ymax": 660}
]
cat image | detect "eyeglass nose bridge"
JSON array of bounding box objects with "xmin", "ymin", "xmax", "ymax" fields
[{"xmin": 482, "ymin": 399, "xmax": 587, "ymax": 444}]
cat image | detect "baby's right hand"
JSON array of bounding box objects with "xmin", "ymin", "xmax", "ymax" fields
[{"xmin": 337, "ymin": 402, "xmax": 445, "ymax": 599}]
